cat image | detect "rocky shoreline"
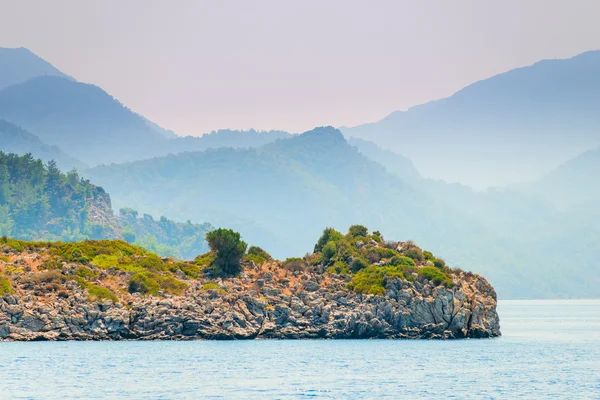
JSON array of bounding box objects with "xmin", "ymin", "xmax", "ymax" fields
[{"xmin": 1, "ymin": 251, "xmax": 500, "ymax": 341}]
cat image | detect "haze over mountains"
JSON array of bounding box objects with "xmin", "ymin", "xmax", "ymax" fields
[
  {"xmin": 341, "ymin": 50, "xmax": 600, "ymax": 188},
  {"xmin": 0, "ymin": 47, "xmax": 599, "ymax": 299}
]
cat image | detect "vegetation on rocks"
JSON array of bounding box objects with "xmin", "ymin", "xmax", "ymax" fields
[{"xmin": 309, "ymin": 226, "xmax": 454, "ymax": 295}]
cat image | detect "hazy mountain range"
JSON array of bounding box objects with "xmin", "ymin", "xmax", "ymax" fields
[
  {"xmin": 341, "ymin": 50, "xmax": 600, "ymax": 188},
  {"xmin": 0, "ymin": 47, "xmax": 598, "ymax": 299}
]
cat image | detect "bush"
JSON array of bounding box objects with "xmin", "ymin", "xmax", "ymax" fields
[
  {"xmin": 350, "ymin": 257, "xmax": 369, "ymax": 273},
  {"xmin": 336, "ymin": 241, "xmax": 354, "ymax": 262},
  {"xmin": 128, "ymin": 271, "xmax": 161, "ymax": 295},
  {"xmin": 283, "ymin": 257, "xmax": 306, "ymax": 272},
  {"xmin": 348, "ymin": 225, "xmax": 369, "ymax": 238},
  {"xmin": 247, "ymin": 246, "xmax": 271, "ymax": 261},
  {"xmin": 74, "ymin": 266, "xmax": 98, "ymax": 280},
  {"xmin": 71, "ymin": 276, "xmax": 118, "ymax": 303},
  {"xmin": 6, "ymin": 239, "xmax": 23, "ymax": 252},
  {"xmin": 376, "ymin": 247, "xmax": 396, "ymax": 259},
  {"xmin": 38, "ymin": 259, "xmax": 63, "ymax": 271},
  {"xmin": 350, "ymin": 265, "xmax": 405, "ymax": 295},
  {"xmin": 389, "ymin": 255, "xmax": 415, "ymax": 267},
  {"xmin": 33, "ymin": 270, "xmax": 65, "ymax": 284},
  {"xmin": 314, "ymin": 228, "xmax": 343, "ymax": 253},
  {"xmin": 433, "ymin": 259, "xmax": 446, "ymax": 269},
  {"xmin": 194, "ymin": 252, "xmax": 215, "ymax": 267},
  {"xmin": 326, "ymin": 260, "xmax": 349, "ymax": 274},
  {"xmin": 0, "ymin": 273, "xmax": 13, "ymax": 295},
  {"xmin": 322, "ymin": 241, "xmax": 337, "ymax": 264},
  {"xmin": 206, "ymin": 229, "xmax": 247, "ymax": 277},
  {"xmin": 202, "ymin": 282, "xmax": 225, "ymax": 292},
  {"xmin": 418, "ymin": 266, "xmax": 453, "ymax": 288},
  {"xmin": 365, "ymin": 250, "xmax": 380, "ymax": 264},
  {"xmin": 128, "ymin": 271, "xmax": 188, "ymax": 296}
]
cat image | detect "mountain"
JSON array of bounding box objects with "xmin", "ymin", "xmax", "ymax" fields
[
  {"xmin": 167, "ymin": 129, "xmax": 291, "ymax": 154},
  {"xmin": 347, "ymin": 137, "xmax": 421, "ymax": 183},
  {"xmin": 0, "ymin": 76, "xmax": 169, "ymax": 165},
  {"xmin": 0, "ymin": 47, "xmax": 70, "ymax": 91},
  {"xmin": 531, "ymin": 146, "xmax": 600, "ymax": 211},
  {"xmin": 341, "ymin": 50, "xmax": 600, "ymax": 188},
  {"xmin": 0, "ymin": 152, "xmax": 212, "ymax": 258},
  {"xmin": 0, "ymin": 119, "xmax": 85, "ymax": 171}
]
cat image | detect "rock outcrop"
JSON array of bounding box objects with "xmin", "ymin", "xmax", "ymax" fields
[{"xmin": 0, "ymin": 249, "xmax": 500, "ymax": 341}]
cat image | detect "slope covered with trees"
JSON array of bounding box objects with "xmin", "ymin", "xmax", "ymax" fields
[{"xmin": 0, "ymin": 152, "xmax": 213, "ymax": 258}]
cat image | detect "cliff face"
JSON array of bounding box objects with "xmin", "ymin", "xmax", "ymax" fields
[{"xmin": 0, "ymin": 248, "xmax": 500, "ymax": 341}]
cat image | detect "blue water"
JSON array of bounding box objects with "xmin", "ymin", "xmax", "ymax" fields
[{"xmin": 1, "ymin": 300, "xmax": 599, "ymax": 399}]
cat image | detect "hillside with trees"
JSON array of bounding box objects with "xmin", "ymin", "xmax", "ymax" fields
[{"xmin": 0, "ymin": 152, "xmax": 212, "ymax": 258}]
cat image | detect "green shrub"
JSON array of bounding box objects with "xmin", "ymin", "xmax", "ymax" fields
[
  {"xmin": 376, "ymin": 247, "xmax": 397, "ymax": 259},
  {"xmin": 326, "ymin": 260, "xmax": 350, "ymax": 274},
  {"xmin": 389, "ymin": 255, "xmax": 415, "ymax": 267},
  {"xmin": 38, "ymin": 259, "xmax": 63, "ymax": 271},
  {"xmin": 322, "ymin": 241, "xmax": 337, "ymax": 264},
  {"xmin": 87, "ymin": 285, "xmax": 118, "ymax": 303},
  {"xmin": 134, "ymin": 255, "xmax": 167, "ymax": 271},
  {"xmin": 433, "ymin": 259, "xmax": 446, "ymax": 269},
  {"xmin": 348, "ymin": 225, "xmax": 369, "ymax": 238},
  {"xmin": 128, "ymin": 271, "xmax": 161, "ymax": 295},
  {"xmin": 202, "ymin": 282, "xmax": 225, "ymax": 292},
  {"xmin": 0, "ymin": 255, "xmax": 9, "ymax": 263},
  {"xmin": 350, "ymin": 257, "xmax": 369, "ymax": 273},
  {"xmin": 206, "ymin": 229, "xmax": 247, "ymax": 277},
  {"xmin": 6, "ymin": 239, "xmax": 23, "ymax": 252},
  {"xmin": 350, "ymin": 265, "xmax": 405, "ymax": 295},
  {"xmin": 70, "ymin": 276, "xmax": 118, "ymax": 303},
  {"xmin": 172, "ymin": 262, "xmax": 203, "ymax": 278},
  {"xmin": 403, "ymin": 246, "xmax": 425, "ymax": 263},
  {"xmin": 423, "ymin": 250, "xmax": 435, "ymax": 261},
  {"xmin": 336, "ymin": 241, "xmax": 355, "ymax": 262},
  {"xmin": 0, "ymin": 273, "xmax": 13, "ymax": 295},
  {"xmin": 418, "ymin": 266, "xmax": 453, "ymax": 288},
  {"xmin": 307, "ymin": 252, "xmax": 323, "ymax": 266},
  {"xmin": 74, "ymin": 266, "xmax": 98, "ymax": 280},
  {"xmin": 158, "ymin": 275, "xmax": 188, "ymax": 295},
  {"xmin": 247, "ymin": 246, "xmax": 271, "ymax": 261},
  {"xmin": 128, "ymin": 271, "xmax": 188, "ymax": 296},
  {"xmin": 194, "ymin": 252, "xmax": 215, "ymax": 267},
  {"xmin": 314, "ymin": 228, "xmax": 343, "ymax": 253}
]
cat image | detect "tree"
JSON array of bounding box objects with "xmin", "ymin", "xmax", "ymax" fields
[
  {"xmin": 206, "ymin": 228, "xmax": 247, "ymax": 276},
  {"xmin": 348, "ymin": 225, "xmax": 368, "ymax": 238},
  {"xmin": 314, "ymin": 227, "xmax": 343, "ymax": 253}
]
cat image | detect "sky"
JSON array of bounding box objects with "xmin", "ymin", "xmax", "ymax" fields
[{"xmin": 1, "ymin": 0, "xmax": 599, "ymax": 136}]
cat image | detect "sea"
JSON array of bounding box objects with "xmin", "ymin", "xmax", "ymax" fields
[{"xmin": 1, "ymin": 300, "xmax": 599, "ymax": 399}]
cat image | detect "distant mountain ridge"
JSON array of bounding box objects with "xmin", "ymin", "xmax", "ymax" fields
[
  {"xmin": 0, "ymin": 119, "xmax": 85, "ymax": 171},
  {"xmin": 531, "ymin": 145, "xmax": 600, "ymax": 210},
  {"xmin": 0, "ymin": 47, "xmax": 70, "ymax": 91},
  {"xmin": 341, "ymin": 50, "xmax": 600, "ymax": 188}
]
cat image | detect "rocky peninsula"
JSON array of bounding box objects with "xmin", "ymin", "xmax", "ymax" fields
[{"xmin": 0, "ymin": 227, "xmax": 500, "ymax": 341}]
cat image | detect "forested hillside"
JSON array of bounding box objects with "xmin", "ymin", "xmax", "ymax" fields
[{"xmin": 0, "ymin": 152, "xmax": 212, "ymax": 258}]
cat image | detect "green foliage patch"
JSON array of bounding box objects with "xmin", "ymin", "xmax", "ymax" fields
[
  {"xmin": 0, "ymin": 273, "xmax": 13, "ymax": 295},
  {"xmin": 128, "ymin": 271, "xmax": 188, "ymax": 296}
]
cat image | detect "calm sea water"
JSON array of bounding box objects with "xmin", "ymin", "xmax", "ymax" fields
[{"xmin": 1, "ymin": 300, "xmax": 599, "ymax": 399}]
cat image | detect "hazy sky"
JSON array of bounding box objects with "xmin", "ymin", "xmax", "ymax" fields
[{"xmin": 1, "ymin": 0, "xmax": 599, "ymax": 135}]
